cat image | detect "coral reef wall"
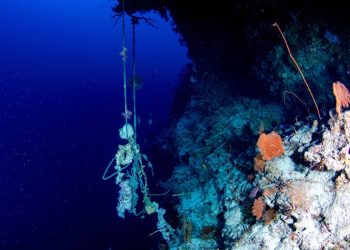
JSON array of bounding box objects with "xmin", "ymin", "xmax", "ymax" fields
[
  {"xmin": 167, "ymin": 80, "xmax": 350, "ymax": 249},
  {"xmin": 165, "ymin": 78, "xmax": 284, "ymax": 248}
]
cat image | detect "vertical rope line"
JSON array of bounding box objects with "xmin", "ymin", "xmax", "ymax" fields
[
  {"xmin": 122, "ymin": 0, "xmax": 128, "ymax": 126},
  {"xmin": 132, "ymin": 19, "xmax": 137, "ymax": 142}
]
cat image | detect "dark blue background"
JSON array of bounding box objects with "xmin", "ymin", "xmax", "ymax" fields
[{"xmin": 0, "ymin": 0, "xmax": 188, "ymax": 249}]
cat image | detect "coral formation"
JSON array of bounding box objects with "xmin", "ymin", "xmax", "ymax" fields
[
  {"xmin": 164, "ymin": 79, "xmax": 284, "ymax": 248},
  {"xmin": 252, "ymin": 197, "xmax": 265, "ymax": 220},
  {"xmin": 256, "ymin": 131, "xmax": 284, "ymax": 160},
  {"xmin": 231, "ymin": 112, "xmax": 350, "ymax": 249},
  {"xmin": 164, "ymin": 74, "xmax": 350, "ymax": 249},
  {"xmin": 305, "ymin": 110, "xmax": 350, "ymax": 172},
  {"xmin": 333, "ymin": 81, "xmax": 350, "ymax": 115}
]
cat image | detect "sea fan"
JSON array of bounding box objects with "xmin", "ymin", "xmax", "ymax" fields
[
  {"xmin": 252, "ymin": 197, "xmax": 265, "ymax": 220},
  {"xmin": 256, "ymin": 131, "xmax": 284, "ymax": 161},
  {"xmin": 333, "ymin": 81, "xmax": 350, "ymax": 114}
]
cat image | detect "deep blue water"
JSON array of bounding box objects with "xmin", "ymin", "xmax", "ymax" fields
[{"xmin": 0, "ymin": 1, "xmax": 188, "ymax": 249}]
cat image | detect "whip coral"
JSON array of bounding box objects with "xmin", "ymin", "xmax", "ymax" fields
[{"xmin": 272, "ymin": 22, "xmax": 321, "ymax": 119}]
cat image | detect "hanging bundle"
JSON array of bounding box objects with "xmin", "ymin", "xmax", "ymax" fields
[{"xmin": 102, "ymin": 1, "xmax": 176, "ymax": 245}]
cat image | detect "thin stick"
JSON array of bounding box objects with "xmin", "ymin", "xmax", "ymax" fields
[{"xmin": 272, "ymin": 22, "xmax": 321, "ymax": 119}]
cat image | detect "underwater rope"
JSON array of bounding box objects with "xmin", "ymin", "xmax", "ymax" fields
[
  {"xmin": 102, "ymin": 4, "xmax": 176, "ymax": 243},
  {"xmin": 132, "ymin": 17, "xmax": 137, "ymax": 142},
  {"xmin": 102, "ymin": 156, "xmax": 130, "ymax": 180},
  {"xmin": 121, "ymin": 0, "xmax": 129, "ymax": 128},
  {"xmin": 102, "ymin": 156, "xmax": 117, "ymax": 180}
]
